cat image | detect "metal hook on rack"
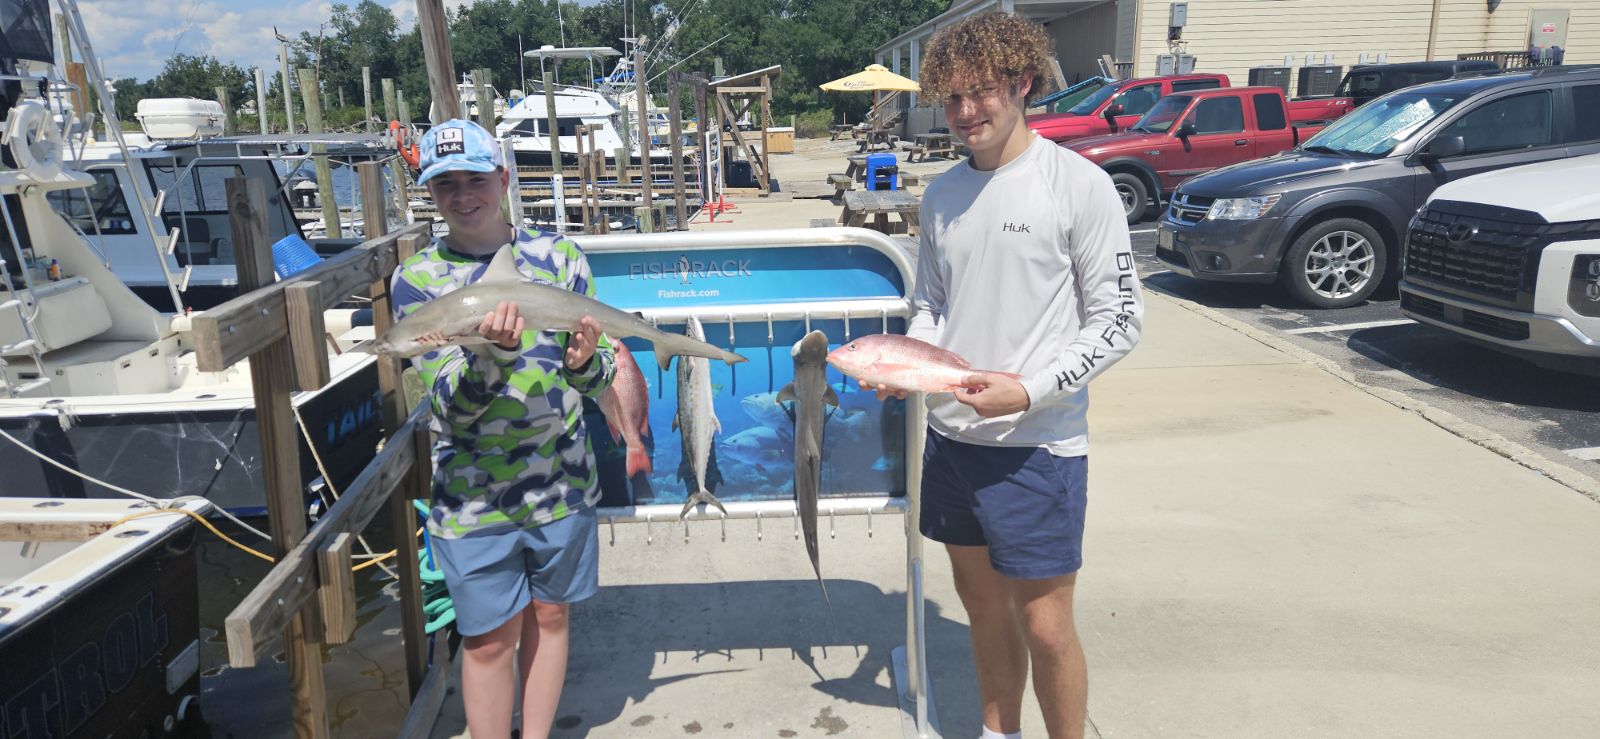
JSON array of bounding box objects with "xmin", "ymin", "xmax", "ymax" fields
[
  {"xmin": 765, "ymin": 312, "xmax": 773, "ymax": 345},
  {"xmin": 866, "ymin": 508, "xmax": 874, "ymax": 538},
  {"xmin": 645, "ymin": 514, "xmax": 654, "ymax": 545},
  {"xmin": 608, "ymin": 517, "xmax": 616, "ymax": 546},
  {"xmin": 683, "ymin": 519, "xmax": 690, "ymax": 544},
  {"xmin": 726, "ymin": 313, "xmax": 735, "ymax": 346},
  {"xmin": 880, "ymin": 308, "xmax": 888, "ymax": 335},
  {"xmin": 830, "ymin": 508, "xmax": 837, "ymax": 539},
  {"xmin": 843, "ymin": 308, "xmax": 851, "ymax": 340},
  {"xmin": 793, "ymin": 510, "xmax": 800, "ymax": 540},
  {"xmin": 755, "ymin": 510, "xmax": 763, "ymax": 541},
  {"xmin": 720, "ymin": 511, "xmax": 727, "ymax": 542}
]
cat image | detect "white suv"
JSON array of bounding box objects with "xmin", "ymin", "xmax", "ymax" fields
[{"xmin": 1399, "ymin": 153, "xmax": 1600, "ymax": 374}]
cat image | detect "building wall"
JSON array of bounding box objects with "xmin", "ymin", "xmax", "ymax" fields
[
  {"xmin": 1045, "ymin": 1, "xmax": 1123, "ymax": 84},
  {"xmin": 1133, "ymin": 1, "xmax": 1600, "ymax": 83}
]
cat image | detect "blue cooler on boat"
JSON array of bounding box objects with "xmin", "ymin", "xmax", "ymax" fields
[{"xmin": 865, "ymin": 153, "xmax": 899, "ymax": 191}]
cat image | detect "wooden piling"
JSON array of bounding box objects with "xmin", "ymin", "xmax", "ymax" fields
[
  {"xmin": 633, "ymin": 41, "xmax": 653, "ymax": 220},
  {"xmin": 228, "ymin": 176, "xmax": 329, "ymax": 738},
  {"xmin": 215, "ymin": 86, "xmax": 234, "ymax": 136},
  {"xmin": 417, "ymin": 0, "xmax": 461, "ymax": 123},
  {"xmin": 298, "ymin": 68, "xmax": 342, "ymax": 239},
  {"xmin": 362, "ymin": 67, "xmax": 374, "ymax": 133},
  {"xmin": 255, "ymin": 67, "xmax": 270, "ymax": 134},
  {"xmin": 474, "ymin": 67, "xmax": 494, "ymax": 131},
  {"xmin": 667, "ymin": 76, "xmax": 687, "ymax": 230},
  {"xmin": 382, "ymin": 78, "xmax": 398, "ymax": 123}
]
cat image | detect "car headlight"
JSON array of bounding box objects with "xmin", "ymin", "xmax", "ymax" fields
[{"xmin": 1208, "ymin": 195, "xmax": 1282, "ymax": 220}]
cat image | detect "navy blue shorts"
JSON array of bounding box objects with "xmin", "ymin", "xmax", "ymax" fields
[
  {"xmin": 919, "ymin": 429, "xmax": 1088, "ymax": 580},
  {"xmin": 430, "ymin": 506, "xmax": 600, "ymax": 637}
]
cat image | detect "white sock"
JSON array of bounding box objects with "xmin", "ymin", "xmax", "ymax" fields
[{"xmin": 979, "ymin": 727, "xmax": 1021, "ymax": 739}]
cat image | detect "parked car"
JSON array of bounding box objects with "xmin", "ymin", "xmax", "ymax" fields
[
  {"xmin": 1025, "ymin": 73, "xmax": 1230, "ymax": 144},
  {"xmin": 1064, "ymin": 86, "xmax": 1348, "ymax": 223},
  {"xmin": 1335, "ymin": 59, "xmax": 1501, "ymax": 107},
  {"xmin": 1399, "ymin": 154, "xmax": 1600, "ymax": 374},
  {"xmin": 1029, "ymin": 75, "xmax": 1116, "ymax": 114},
  {"xmin": 1155, "ymin": 66, "xmax": 1600, "ymax": 309}
]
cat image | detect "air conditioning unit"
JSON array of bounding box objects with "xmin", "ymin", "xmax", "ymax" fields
[
  {"xmin": 1248, "ymin": 66, "xmax": 1292, "ymax": 95},
  {"xmin": 1297, "ymin": 65, "xmax": 1344, "ymax": 97},
  {"xmin": 1156, "ymin": 54, "xmax": 1198, "ymax": 75}
]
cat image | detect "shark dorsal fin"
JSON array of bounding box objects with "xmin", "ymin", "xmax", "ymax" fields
[{"xmin": 481, "ymin": 244, "xmax": 526, "ymax": 283}]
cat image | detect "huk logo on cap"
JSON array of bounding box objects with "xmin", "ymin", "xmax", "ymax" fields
[{"xmin": 436, "ymin": 127, "xmax": 465, "ymax": 156}]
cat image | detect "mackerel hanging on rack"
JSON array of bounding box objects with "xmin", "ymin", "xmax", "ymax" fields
[
  {"xmin": 362, "ymin": 243, "xmax": 746, "ymax": 367},
  {"xmin": 675, "ymin": 316, "xmax": 727, "ymax": 519}
]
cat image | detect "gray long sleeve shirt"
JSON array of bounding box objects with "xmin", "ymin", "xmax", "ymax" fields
[{"xmin": 907, "ymin": 135, "xmax": 1143, "ymax": 456}]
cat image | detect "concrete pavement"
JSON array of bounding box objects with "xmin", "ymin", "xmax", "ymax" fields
[{"xmin": 430, "ymin": 138, "xmax": 1600, "ymax": 739}]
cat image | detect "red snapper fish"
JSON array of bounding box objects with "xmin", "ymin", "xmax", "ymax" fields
[
  {"xmin": 825, "ymin": 334, "xmax": 1020, "ymax": 393},
  {"xmin": 599, "ymin": 342, "xmax": 652, "ymax": 478}
]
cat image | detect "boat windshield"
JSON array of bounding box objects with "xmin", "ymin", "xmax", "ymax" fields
[{"xmin": 1301, "ymin": 92, "xmax": 1462, "ymax": 156}]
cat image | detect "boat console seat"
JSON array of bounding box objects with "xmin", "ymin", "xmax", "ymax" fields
[{"xmin": 0, "ymin": 276, "xmax": 113, "ymax": 356}]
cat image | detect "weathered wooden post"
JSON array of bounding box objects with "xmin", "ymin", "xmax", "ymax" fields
[
  {"xmin": 279, "ymin": 39, "xmax": 296, "ymax": 133},
  {"xmin": 417, "ymin": 0, "xmax": 461, "ymax": 123},
  {"xmin": 299, "ymin": 68, "xmax": 342, "ymax": 239},
  {"xmin": 667, "ymin": 74, "xmax": 688, "ymax": 230},
  {"xmin": 382, "ymin": 78, "xmax": 398, "ymax": 123},
  {"xmin": 227, "ymin": 176, "xmax": 329, "ymax": 738},
  {"xmin": 474, "ymin": 68, "xmax": 494, "ymax": 131},
  {"xmin": 633, "ymin": 39, "xmax": 653, "ymax": 220},
  {"xmin": 359, "ymin": 162, "xmax": 429, "ymax": 691},
  {"xmin": 215, "ymin": 86, "xmax": 234, "ymax": 136},
  {"xmin": 256, "ymin": 67, "xmax": 270, "ymax": 134},
  {"xmin": 362, "ymin": 67, "xmax": 374, "ymax": 133}
]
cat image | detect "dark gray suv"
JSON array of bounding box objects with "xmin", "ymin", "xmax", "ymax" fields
[{"xmin": 1156, "ymin": 66, "xmax": 1600, "ymax": 308}]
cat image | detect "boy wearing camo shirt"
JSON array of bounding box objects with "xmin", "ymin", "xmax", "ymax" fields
[{"xmin": 390, "ymin": 119, "xmax": 614, "ymax": 739}]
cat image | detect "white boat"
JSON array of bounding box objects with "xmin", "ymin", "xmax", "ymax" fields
[
  {"xmin": 505, "ymin": 46, "xmax": 677, "ymax": 170},
  {"xmin": 0, "ymin": 29, "xmax": 384, "ymax": 515},
  {"xmin": 0, "ymin": 497, "xmax": 209, "ymax": 735}
]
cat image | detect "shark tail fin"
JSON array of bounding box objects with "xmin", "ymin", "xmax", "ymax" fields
[{"xmin": 656, "ymin": 349, "xmax": 675, "ymax": 371}]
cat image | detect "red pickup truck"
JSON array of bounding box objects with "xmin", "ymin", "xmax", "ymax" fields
[
  {"xmin": 1065, "ymin": 86, "xmax": 1351, "ymax": 223},
  {"xmin": 1026, "ymin": 74, "xmax": 1230, "ymax": 144}
]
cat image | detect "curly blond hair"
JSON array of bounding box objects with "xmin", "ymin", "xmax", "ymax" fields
[{"xmin": 919, "ymin": 12, "xmax": 1054, "ymax": 104}]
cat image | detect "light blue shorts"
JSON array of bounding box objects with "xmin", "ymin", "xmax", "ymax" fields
[{"xmin": 431, "ymin": 506, "xmax": 600, "ymax": 636}]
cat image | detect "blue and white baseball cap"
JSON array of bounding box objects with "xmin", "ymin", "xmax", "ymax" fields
[{"xmin": 415, "ymin": 118, "xmax": 504, "ymax": 185}]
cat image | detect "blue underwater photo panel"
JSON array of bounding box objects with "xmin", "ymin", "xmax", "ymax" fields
[{"xmin": 585, "ymin": 317, "xmax": 909, "ymax": 509}]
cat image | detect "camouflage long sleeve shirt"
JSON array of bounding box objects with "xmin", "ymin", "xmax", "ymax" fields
[{"xmin": 391, "ymin": 228, "xmax": 616, "ymax": 540}]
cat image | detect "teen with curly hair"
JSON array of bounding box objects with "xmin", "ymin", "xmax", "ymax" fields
[{"xmin": 866, "ymin": 12, "xmax": 1144, "ymax": 739}]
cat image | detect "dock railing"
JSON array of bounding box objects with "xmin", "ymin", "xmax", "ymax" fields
[{"xmin": 186, "ymin": 163, "xmax": 439, "ymax": 739}]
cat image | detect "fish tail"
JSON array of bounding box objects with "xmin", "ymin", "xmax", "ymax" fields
[
  {"xmin": 679, "ymin": 490, "xmax": 728, "ymax": 519},
  {"xmin": 626, "ymin": 446, "xmax": 652, "ymax": 479}
]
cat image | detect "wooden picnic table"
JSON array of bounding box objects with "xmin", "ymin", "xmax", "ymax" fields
[
  {"xmin": 829, "ymin": 124, "xmax": 856, "ymax": 141},
  {"xmin": 839, "ymin": 189, "xmax": 920, "ymax": 236},
  {"xmin": 856, "ymin": 129, "xmax": 899, "ymax": 152},
  {"xmin": 907, "ymin": 132, "xmax": 960, "ymax": 162}
]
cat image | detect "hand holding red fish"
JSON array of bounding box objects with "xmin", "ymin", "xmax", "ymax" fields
[{"xmin": 953, "ymin": 372, "xmax": 1031, "ymax": 417}]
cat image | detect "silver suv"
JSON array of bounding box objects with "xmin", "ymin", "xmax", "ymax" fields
[{"xmin": 1399, "ymin": 153, "xmax": 1600, "ymax": 374}]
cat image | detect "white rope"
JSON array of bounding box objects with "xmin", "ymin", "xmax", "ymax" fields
[
  {"xmin": 291, "ymin": 403, "xmax": 400, "ymax": 580},
  {"xmin": 0, "ymin": 425, "xmax": 273, "ymax": 541}
]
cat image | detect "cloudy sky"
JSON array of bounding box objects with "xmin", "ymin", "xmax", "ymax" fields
[{"xmin": 82, "ymin": 0, "xmax": 605, "ymax": 81}]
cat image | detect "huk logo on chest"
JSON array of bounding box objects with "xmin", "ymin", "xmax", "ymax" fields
[{"xmin": 1001, "ymin": 222, "xmax": 1031, "ymax": 234}]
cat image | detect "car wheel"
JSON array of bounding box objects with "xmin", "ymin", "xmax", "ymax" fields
[
  {"xmin": 1279, "ymin": 218, "xmax": 1388, "ymax": 309},
  {"xmin": 1110, "ymin": 172, "xmax": 1149, "ymax": 224}
]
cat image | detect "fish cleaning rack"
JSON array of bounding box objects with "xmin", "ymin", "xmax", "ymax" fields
[{"xmin": 579, "ymin": 226, "xmax": 941, "ymax": 739}]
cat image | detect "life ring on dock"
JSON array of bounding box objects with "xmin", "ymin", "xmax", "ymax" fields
[
  {"xmin": 5, "ymin": 100, "xmax": 63, "ymax": 179},
  {"xmin": 391, "ymin": 120, "xmax": 420, "ymax": 171}
]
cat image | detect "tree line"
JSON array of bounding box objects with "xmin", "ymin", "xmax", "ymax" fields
[{"xmin": 110, "ymin": 0, "xmax": 946, "ymax": 133}]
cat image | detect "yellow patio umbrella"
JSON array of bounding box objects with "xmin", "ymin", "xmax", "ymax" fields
[{"xmin": 821, "ymin": 64, "xmax": 920, "ymax": 128}]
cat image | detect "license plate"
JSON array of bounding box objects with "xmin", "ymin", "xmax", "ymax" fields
[{"xmin": 1158, "ymin": 228, "xmax": 1174, "ymax": 250}]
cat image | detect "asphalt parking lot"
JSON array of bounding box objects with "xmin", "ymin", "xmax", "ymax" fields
[{"xmin": 1127, "ymin": 224, "xmax": 1600, "ymax": 498}]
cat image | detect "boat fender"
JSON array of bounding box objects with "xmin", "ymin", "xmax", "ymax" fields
[{"xmin": 4, "ymin": 100, "xmax": 63, "ymax": 179}]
